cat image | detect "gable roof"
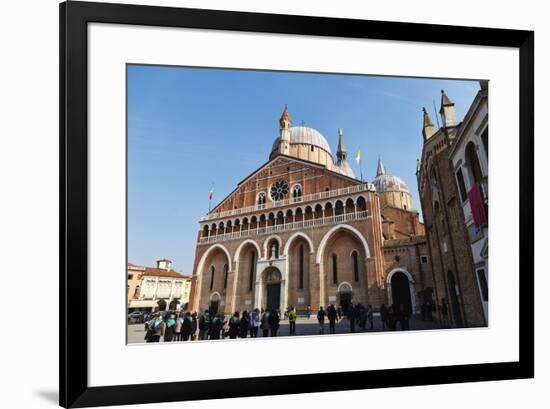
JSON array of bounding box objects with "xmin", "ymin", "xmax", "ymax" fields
[{"xmin": 208, "ymin": 154, "xmax": 361, "ymax": 215}]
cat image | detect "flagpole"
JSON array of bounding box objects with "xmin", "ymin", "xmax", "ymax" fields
[{"xmin": 355, "ymin": 147, "xmax": 363, "ymax": 183}]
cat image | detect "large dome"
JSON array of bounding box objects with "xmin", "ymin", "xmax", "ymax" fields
[
  {"xmin": 373, "ymin": 174, "xmax": 411, "ymax": 195},
  {"xmin": 271, "ymin": 126, "xmax": 332, "ymax": 154}
]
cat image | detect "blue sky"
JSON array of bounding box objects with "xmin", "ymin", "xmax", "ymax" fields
[{"xmin": 127, "ymin": 65, "xmax": 480, "ymax": 274}]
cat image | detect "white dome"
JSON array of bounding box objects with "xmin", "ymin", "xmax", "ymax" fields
[
  {"xmin": 373, "ymin": 174, "xmax": 411, "ymax": 195},
  {"xmin": 272, "ymin": 126, "xmax": 332, "ymax": 154}
]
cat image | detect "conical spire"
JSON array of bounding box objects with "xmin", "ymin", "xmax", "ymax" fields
[
  {"xmin": 336, "ymin": 128, "xmax": 347, "ymax": 160},
  {"xmin": 440, "ymin": 89, "xmax": 454, "ymax": 108},
  {"xmin": 277, "ymin": 105, "xmax": 291, "ymax": 155},
  {"xmin": 422, "ymin": 107, "xmax": 436, "ymax": 140},
  {"xmin": 335, "ymin": 129, "xmax": 355, "ymax": 179},
  {"xmin": 279, "ymin": 105, "xmax": 291, "ymax": 129},
  {"xmin": 376, "ymin": 156, "xmax": 386, "ymax": 177},
  {"xmin": 439, "ymin": 90, "xmax": 458, "ymax": 127},
  {"xmin": 423, "ymin": 107, "xmax": 434, "ymax": 128}
]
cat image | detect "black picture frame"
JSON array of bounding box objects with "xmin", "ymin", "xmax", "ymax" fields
[{"xmin": 60, "ymin": 1, "xmax": 534, "ymax": 407}]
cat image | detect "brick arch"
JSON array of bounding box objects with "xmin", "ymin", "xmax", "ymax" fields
[
  {"xmin": 283, "ymin": 231, "xmax": 314, "ymax": 256},
  {"xmin": 386, "ymin": 267, "xmax": 414, "ymax": 284},
  {"xmin": 337, "ymin": 281, "xmax": 353, "ymax": 293},
  {"xmin": 386, "ymin": 268, "xmax": 416, "ymax": 314},
  {"xmin": 197, "ymin": 244, "xmax": 232, "ymax": 273},
  {"xmin": 192, "ymin": 244, "xmax": 232, "ymax": 311},
  {"xmin": 209, "ymin": 291, "xmax": 222, "ymax": 301},
  {"xmin": 233, "ymin": 239, "xmax": 261, "ymax": 263},
  {"xmin": 263, "ymin": 235, "xmax": 282, "ymax": 258},
  {"xmin": 316, "ymin": 224, "xmax": 370, "ymax": 264}
]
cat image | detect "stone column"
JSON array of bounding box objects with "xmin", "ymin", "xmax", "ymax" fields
[
  {"xmin": 153, "ymin": 277, "xmax": 159, "ymax": 301},
  {"xmin": 229, "ymin": 262, "xmax": 239, "ymax": 313},
  {"xmin": 254, "ymin": 269, "xmax": 263, "ymax": 310},
  {"xmin": 365, "ymin": 256, "xmax": 385, "ymax": 307},
  {"xmin": 169, "ymin": 279, "xmax": 176, "ymax": 299},
  {"xmin": 280, "ymin": 278, "xmax": 287, "ymax": 313},
  {"xmin": 310, "ymin": 258, "xmax": 322, "ymax": 311}
]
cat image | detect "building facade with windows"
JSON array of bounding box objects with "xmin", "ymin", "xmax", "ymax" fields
[
  {"xmin": 448, "ymin": 82, "xmax": 489, "ymax": 320},
  {"xmin": 189, "ymin": 107, "xmax": 433, "ymax": 316},
  {"xmin": 416, "ymin": 87, "xmax": 487, "ymax": 327},
  {"xmin": 128, "ymin": 259, "xmax": 192, "ymax": 312}
]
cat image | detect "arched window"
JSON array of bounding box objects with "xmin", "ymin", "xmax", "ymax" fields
[
  {"xmin": 481, "ymin": 128, "xmax": 488, "ymax": 160},
  {"xmin": 455, "ymin": 168, "xmax": 468, "ymax": 202},
  {"xmin": 209, "ymin": 266, "xmax": 215, "ymax": 290},
  {"xmin": 466, "ymin": 142, "xmax": 483, "ymax": 186},
  {"xmin": 223, "ymin": 264, "xmax": 229, "ymax": 289},
  {"xmin": 332, "ymin": 254, "xmax": 338, "ymax": 284},
  {"xmin": 257, "ymin": 192, "xmax": 266, "ymax": 208},
  {"xmin": 430, "ymin": 166, "xmax": 439, "ymax": 190},
  {"xmin": 352, "ymin": 251, "xmax": 359, "ymax": 282},
  {"xmin": 299, "ymin": 245, "xmax": 304, "ymax": 289},
  {"xmin": 292, "ymin": 184, "xmax": 303, "ymax": 202},
  {"xmin": 249, "ymin": 251, "xmax": 255, "ymax": 291},
  {"xmin": 356, "ymin": 196, "xmax": 367, "ymax": 211}
]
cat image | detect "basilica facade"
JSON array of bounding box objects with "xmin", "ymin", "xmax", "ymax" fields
[{"xmin": 189, "ymin": 107, "xmax": 433, "ymax": 316}]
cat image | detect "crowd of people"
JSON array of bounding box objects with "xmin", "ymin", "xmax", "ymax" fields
[{"xmin": 141, "ymin": 302, "xmax": 414, "ymax": 343}]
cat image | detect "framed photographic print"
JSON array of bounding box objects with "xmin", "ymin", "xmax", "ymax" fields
[{"xmin": 60, "ymin": 1, "xmax": 534, "ymax": 407}]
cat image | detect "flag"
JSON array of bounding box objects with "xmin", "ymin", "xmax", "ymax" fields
[
  {"xmin": 355, "ymin": 148, "xmax": 361, "ymax": 164},
  {"xmin": 468, "ymin": 183, "xmax": 487, "ymax": 227},
  {"xmin": 208, "ymin": 184, "xmax": 214, "ymax": 212}
]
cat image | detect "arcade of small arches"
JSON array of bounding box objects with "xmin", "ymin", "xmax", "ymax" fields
[{"xmin": 199, "ymin": 195, "xmax": 368, "ymax": 240}]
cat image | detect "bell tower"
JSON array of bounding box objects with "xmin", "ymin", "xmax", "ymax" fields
[
  {"xmin": 336, "ymin": 128, "xmax": 348, "ymax": 163},
  {"xmin": 279, "ymin": 105, "xmax": 291, "ymax": 155}
]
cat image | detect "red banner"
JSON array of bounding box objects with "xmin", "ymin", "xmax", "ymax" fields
[{"xmin": 468, "ymin": 183, "xmax": 487, "ymax": 227}]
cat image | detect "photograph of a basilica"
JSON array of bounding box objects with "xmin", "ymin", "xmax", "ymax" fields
[{"xmin": 127, "ymin": 66, "xmax": 489, "ymax": 343}]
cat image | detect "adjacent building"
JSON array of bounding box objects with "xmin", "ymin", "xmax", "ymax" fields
[
  {"xmin": 416, "ymin": 87, "xmax": 487, "ymax": 327},
  {"xmin": 127, "ymin": 259, "xmax": 192, "ymax": 312},
  {"xmin": 448, "ymin": 82, "xmax": 489, "ymax": 320}
]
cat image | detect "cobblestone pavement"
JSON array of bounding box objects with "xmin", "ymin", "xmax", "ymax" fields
[{"xmin": 127, "ymin": 315, "xmax": 444, "ymax": 344}]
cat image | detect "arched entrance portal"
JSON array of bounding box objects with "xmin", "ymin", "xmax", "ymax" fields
[
  {"xmin": 387, "ymin": 269, "xmax": 415, "ymax": 314},
  {"xmin": 209, "ymin": 292, "xmax": 221, "ymax": 315},
  {"xmin": 391, "ymin": 272, "xmax": 412, "ymax": 313},
  {"xmin": 156, "ymin": 299, "xmax": 167, "ymax": 312},
  {"xmin": 338, "ymin": 282, "xmax": 352, "ymax": 314},
  {"xmin": 169, "ymin": 299, "xmax": 179, "ymax": 311},
  {"xmin": 263, "ymin": 267, "xmax": 282, "ymax": 311}
]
